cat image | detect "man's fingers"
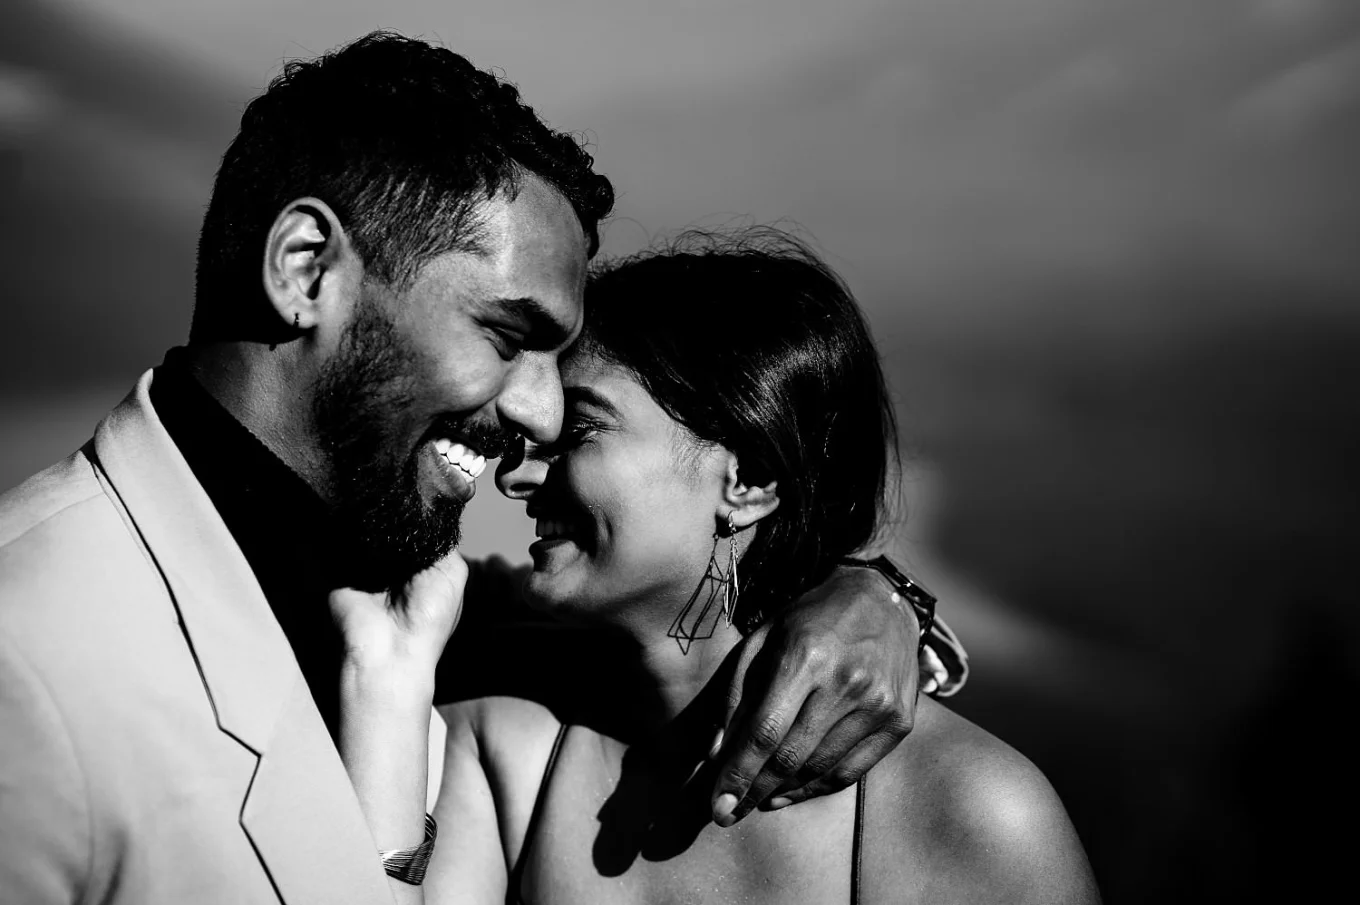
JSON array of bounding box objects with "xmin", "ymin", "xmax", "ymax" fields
[
  {"xmin": 764, "ymin": 726, "xmax": 906, "ymax": 809},
  {"xmin": 705, "ymin": 623, "xmax": 772, "ymax": 808},
  {"xmin": 720, "ymin": 692, "xmax": 836, "ymax": 825},
  {"xmin": 741, "ymin": 639, "xmax": 914, "ymax": 814},
  {"xmin": 918, "ymin": 643, "xmax": 946, "ymax": 697},
  {"xmin": 710, "ymin": 646, "xmax": 814, "ymax": 827},
  {"xmin": 721, "ymin": 623, "xmax": 771, "ymax": 730},
  {"xmin": 758, "ymin": 708, "xmax": 885, "ymax": 806}
]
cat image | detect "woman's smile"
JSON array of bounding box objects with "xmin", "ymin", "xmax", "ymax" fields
[
  {"xmin": 529, "ymin": 510, "xmax": 595, "ymax": 558},
  {"xmin": 510, "ymin": 353, "xmax": 728, "ymax": 620}
]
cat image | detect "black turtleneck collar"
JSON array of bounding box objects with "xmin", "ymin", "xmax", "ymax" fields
[{"xmin": 149, "ymin": 347, "xmax": 349, "ymax": 739}]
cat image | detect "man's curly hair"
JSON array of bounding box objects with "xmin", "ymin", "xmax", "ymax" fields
[{"xmin": 192, "ymin": 31, "xmax": 615, "ymax": 345}]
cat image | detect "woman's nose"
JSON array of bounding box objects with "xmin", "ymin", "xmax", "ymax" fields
[{"xmin": 495, "ymin": 439, "xmax": 551, "ymax": 501}]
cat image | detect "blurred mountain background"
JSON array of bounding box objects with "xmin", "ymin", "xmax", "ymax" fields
[{"xmin": 3, "ymin": 1, "xmax": 1357, "ymax": 901}]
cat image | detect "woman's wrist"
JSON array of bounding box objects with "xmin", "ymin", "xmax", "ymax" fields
[
  {"xmin": 342, "ymin": 630, "xmax": 446, "ymax": 670},
  {"xmin": 340, "ymin": 655, "xmax": 438, "ymax": 711}
]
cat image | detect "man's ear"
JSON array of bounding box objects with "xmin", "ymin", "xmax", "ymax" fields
[
  {"xmin": 261, "ymin": 197, "xmax": 355, "ymax": 336},
  {"xmin": 721, "ymin": 455, "xmax": 780, "ymax": 530}
]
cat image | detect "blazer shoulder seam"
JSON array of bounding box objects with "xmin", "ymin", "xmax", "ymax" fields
[{"xmin": 0, "ymin": 484, "xmax": 109, "ymax": 553}]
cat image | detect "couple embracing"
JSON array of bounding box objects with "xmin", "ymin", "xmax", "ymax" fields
[{"xmin": 0, "ymin": 32, "xmax": 1097, "ymax": 905}]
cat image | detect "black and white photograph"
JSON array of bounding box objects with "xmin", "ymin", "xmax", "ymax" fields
[{"xmin": 2, "ymin": 2, "xmax": 1356, "ymax": 903}]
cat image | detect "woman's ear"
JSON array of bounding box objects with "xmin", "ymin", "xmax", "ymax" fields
[
  {"xmin": 261, "ymin": 197, "xmax": 355, "ymax": 338},
  {"xmin": 721, "ymin": 455, "xmax": 780, "ymax": 529}
]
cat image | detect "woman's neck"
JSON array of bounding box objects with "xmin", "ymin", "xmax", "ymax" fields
[
  {"xmin": 581, "ymin": 539, "xmax": 757, "ymax": 747},
  {"xmin": 596, "ymin": 599, "xmax": 745, "ymax": 744}
]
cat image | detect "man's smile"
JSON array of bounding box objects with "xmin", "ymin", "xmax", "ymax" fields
[
  {"xmin": 435, "ymin": 438, "xmax": 488, "ymax": 481},
  {"xmin": 421, "ymin": 436, "xmax": 485, "ymax": 503}
]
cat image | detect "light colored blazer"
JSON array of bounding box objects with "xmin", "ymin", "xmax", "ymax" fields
[{"xmin": 0, "ymin": 371, "xmax": 394, "ymax": 905}]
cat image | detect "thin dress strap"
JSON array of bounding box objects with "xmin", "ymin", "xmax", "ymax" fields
[
  {"xmin": 851, "ymin": 773, "xmax": 868, "ymax": 905},
  {"xmin": 508, "ymin": 721, "xmax": 570, "ymax": 905},
  {"xmin": 512, "ymin": 727, "xmax": 868, "ymax": 905}
]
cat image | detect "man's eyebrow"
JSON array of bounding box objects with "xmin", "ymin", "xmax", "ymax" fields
[
  {"xmin": 484, "ymin": 296, "xmax": 576, "ymax": 349},
  {"xmin": 565, "ymin": 385, "xmax": 621, "ymax": 419}
]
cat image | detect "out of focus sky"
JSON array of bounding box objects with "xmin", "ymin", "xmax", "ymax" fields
[{"xmin": 2, "ymin": 1, "xmax": 1357, "ymax": 901}]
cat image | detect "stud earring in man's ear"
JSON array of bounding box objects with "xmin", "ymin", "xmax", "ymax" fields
[{"xmin": 269, "ymin": 312, "xmax": 303, "ymax": 351}]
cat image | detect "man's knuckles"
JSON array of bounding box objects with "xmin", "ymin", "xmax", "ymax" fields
[
  {"xmin": 882, "ymin": 712, "xmax": 914, "ymax": 741},
  {"xmin": 787, "ymin": 639, "xmax": 832, "ymax": 676},
  {"xmin": 745, "ymin": 712, "xmax": 787, "ymax": 754},
  {"xmin": 835, "ymin": 664, "xmax": 876, "ymax": 697},
  {"xmin": 767, "ymin": 743, "xmax": 806, "ymax": 777}
]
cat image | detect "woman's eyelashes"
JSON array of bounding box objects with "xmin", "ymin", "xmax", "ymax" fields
[
  {"xmin": 526, "ymin": 415, "xmax": 598, "ymax": 463},
  {"xmin": 559, "ymin": 413, "xmax": 603, "ymax": 448}
]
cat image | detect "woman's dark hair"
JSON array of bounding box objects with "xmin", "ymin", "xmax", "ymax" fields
[
  {"xmin": 582, "ymin": 228, "xmax": 899, "ymax": 629},
  {"xmin": 192, "ymin": 31, "xmax": 614, "ymax": 345}
]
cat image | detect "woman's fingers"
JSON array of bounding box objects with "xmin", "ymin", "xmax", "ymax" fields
[
  {"xmin": 401, "ymin": 550, "xmax": 469, "ymax": 631},
  {"xmin": 331, "ymin": 551, "xmax": 469, "ymax": 669}
]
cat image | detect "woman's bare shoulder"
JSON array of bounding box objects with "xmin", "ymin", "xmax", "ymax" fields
[
  {"xmin": 439, "ymin": 695, "xmax": 558, "ymax": 739},
  {"xmin": 438, "ymin": 696, "xmax": 564, "ymax": 786},
  {"xmin": 868, "ymin": 697, "xmax": 1101, "ymax": 904},
  {"xmin": 437, "ymin": 697, "xmax": 564, "ymax": 863}
]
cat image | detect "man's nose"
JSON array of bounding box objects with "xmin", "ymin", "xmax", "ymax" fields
[
  {"xmin": 496, "ymin": 439, "xmax": 551, "ymax": 501},
  {"xmin": 497, "ymin": 355, "xmax": 563, "ymax": 448}
]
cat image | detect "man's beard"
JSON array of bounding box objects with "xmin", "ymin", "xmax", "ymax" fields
[{"xmin": 312, "ymin": 299, "xmax": 464, "ymax": 592}]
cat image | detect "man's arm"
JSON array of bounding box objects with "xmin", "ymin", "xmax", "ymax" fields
[
  {"xmin": 707, "ymin": 560, "xmax": 967, "ymax": 826},
  {"xmin": 0, "ymin": 633, "xmax": 90, "ymax": 904},
  {"xmin": 449, "ymin": 554, "xmax": 969, "ymax": 825}
]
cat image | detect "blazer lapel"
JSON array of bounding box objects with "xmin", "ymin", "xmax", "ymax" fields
[
  {"xmin": 94, "ymin": 370, "xmax": 392, "ymax": 905},
  {"xmin": 242, "ymin": 680, "xmax": 396, "ymax": 905}
]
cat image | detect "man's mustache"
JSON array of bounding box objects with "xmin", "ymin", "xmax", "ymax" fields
[{"xmin": 430, "ymin": 417, "xmax": 518, "ymax": 461}]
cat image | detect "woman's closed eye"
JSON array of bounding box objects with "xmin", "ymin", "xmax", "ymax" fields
[{"xmin": 559, "ymin": 413, "xmax": 603, "ymax": 447}]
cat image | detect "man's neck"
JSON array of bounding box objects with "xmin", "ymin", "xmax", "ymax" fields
[
  {"xmin": 150, "ymin": 346, "xmax": 353, "ymax": 738},
  {"xmin": 182, "ymin": 342, "xmax": 328, "ymax": 494}
]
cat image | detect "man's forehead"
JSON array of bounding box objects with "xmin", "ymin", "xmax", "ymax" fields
[{"xmin": 433, "ymin": 184, "xmax": 579, "ymax": 318}]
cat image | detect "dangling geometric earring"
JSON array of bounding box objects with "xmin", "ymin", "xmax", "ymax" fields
[
  {"xmin": 722, "ymin": 512, "xmax": 739, "ymax": 626},
  {"xmin": 666, "ymin": 518, "xmax": 736, "ymax": 655}
]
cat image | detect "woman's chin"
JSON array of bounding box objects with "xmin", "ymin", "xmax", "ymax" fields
[{"xmin": 522, "ymin": 561, "xmax": 583, "ymax": 615}]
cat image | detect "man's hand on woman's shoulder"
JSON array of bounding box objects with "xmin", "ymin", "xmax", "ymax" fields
[{"xmin": 708, "ymin": 565, "xmax": 924, "ymax": 826}]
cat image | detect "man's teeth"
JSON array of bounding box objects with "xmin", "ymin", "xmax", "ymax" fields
[{"xmin": 434, "ymin": 439, "xmax": 486, "ymax": 478}]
